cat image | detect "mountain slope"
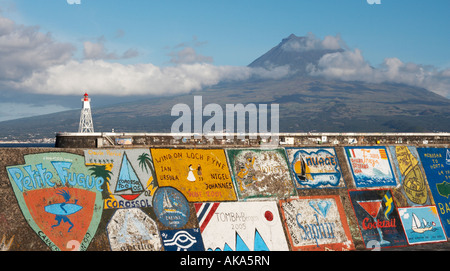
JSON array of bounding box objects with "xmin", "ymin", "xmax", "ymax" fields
[
  {"xmin": 1, "ymin": 34, "xmax": 449, "ymax": 141},
  {"xmin": 248, "ymin": 34, "xmax": 344, "ymax": 74}
]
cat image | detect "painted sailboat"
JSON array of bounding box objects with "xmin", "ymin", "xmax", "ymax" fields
[
  {"xmin": 411, "ymin": 213, "xmax": 434, "ymax": 233},
  {"xmin": 160, "ymin": 190, "xmax": 187, "ymax": 217},
  {"xmin": 163, "ymin": 190, "xmax": 177, "ymax": 213},
  {"xmin": 115, "ymin": 153, "xmax": 144, "ymax": 201},
  {"xmin": 294, "ymin": 156, "xmax": 312, "ymax": 181}
]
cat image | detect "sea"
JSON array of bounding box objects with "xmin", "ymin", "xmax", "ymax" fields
[{"xmin": 0, "ymin": 143, "xmax": 55, "ymax": 148}]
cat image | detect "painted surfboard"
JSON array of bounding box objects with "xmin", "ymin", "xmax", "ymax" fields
[{"xmin": 45, "ymin": 203, "xmax": 83, "ymax": 216}]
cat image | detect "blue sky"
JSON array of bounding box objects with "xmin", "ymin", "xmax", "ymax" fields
[
  {"xmin": 0, "ymin": 0, "xmax": 449, "ymax": 121},
  {"xmin": 5, "ymin": 0, "xmax": 450, "ymax": 67}
]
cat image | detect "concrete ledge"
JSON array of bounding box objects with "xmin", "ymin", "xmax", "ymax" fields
[{"xmin": 55, "ymin": 132, "xmax": 450, "ymax": 148}]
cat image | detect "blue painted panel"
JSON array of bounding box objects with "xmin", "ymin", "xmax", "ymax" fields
[{"xmin": 417, "ymin": 148, "xmax": 450, "ymax": 236}]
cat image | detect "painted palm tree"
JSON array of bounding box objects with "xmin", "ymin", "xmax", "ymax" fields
[
  {"xmin": 137, "ymin": 152, "xmax": 158, "ymax": 189},
  {"xmin": 88, "ymin": 165, "xmax": 113, "ymax": 199}
]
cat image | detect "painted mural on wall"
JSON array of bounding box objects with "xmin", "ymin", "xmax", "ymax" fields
[
  {"xmin": 106, "ymin": 208, "xmax": 162, "ymax": 251},
  {"xmin": 389, "ymin": 146, "xmax": 432, "ymax": 206},
  {"xmin": 6, "ymin": 152, "xmax": 104, "ymax": 251},
  {"xmin": 417, "ymin": 148, "xmax": 450, "ymax": 236},
  {"xmin": 345, "ymin": 146, "xmax": 397, "ymax": 188},
  {"xmin": 348, "ymin": 189, "xmax": 407, "ymax": 249},
  {"xmin": 4, "ymin": 146, "xmax": 450, "ymax": 251},
  {"xmin": 195, "ymin": 201, "xmax": 289, "ymax": 251},
  {"xmin": 398, "ymin": 206, "xmax": 447, "ymax": 245},
  {"xmin": 84, "ymin": 149, "xmax": 157, "ymax": 210},
  {"xmin": 279, "ymin": 195, "xmax": 354, "ymax": 251},
  {"xmin": 285, "ymin": 147, "xmax": 345, "ymax": 189},
  {"xmin": 226, "ymin": 148, "xmax": 296, "ymax": 200},
  {"xmin": 152, "ymin": 186, "xmax": 190, "ymax": 229},
  {"xmin": 150, "ymin": 148, "xmax": 237, "ymax": 202},
  {"xmin": 160, "ymin": 228, "xmax": 205, "ymax": 251}
]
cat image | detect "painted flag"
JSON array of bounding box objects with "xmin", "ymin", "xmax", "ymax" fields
[
  {"xmin": 346, "ymin": 148, "xmax": 356, "ymax": 158},
  {"xmin": 195, "ymin": 202, "xmax": 220, "ymax": 233}
]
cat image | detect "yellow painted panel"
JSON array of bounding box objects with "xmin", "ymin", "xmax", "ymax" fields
[{"xmin": 151, "ymin": 149, "xmax": 237, "ymax": 202}]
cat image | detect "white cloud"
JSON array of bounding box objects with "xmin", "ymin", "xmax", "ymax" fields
[
  {"xmin": 14, "ymin": 59, "xmax": 294, "ymax": 96},
  {"xmin": 282, "ymin": 32, "xmax": 344, "ymax": 52},
  {"xmin": 322, "ymin": 35, "xmax": 343, "ymax": 50},
  {"xmin": 167, "ymin": 36, "xmax": 213, "ymax": 65},
  {"xmin": 169, "ymin": 47, "xmax": 213, "ymax": 65},
  {"xmin": 383, "ymin": 59, "xmax": 450, "ymax": 97},
  {"xmin": 250, "ymin": 65, "xmax": 292, "ymax": 80},
  {"xmin": 308, "ymin": 48, "xmax": 450, "ymax": 97},
  {"xmin": 399, "ymin": 209, "xmax": 409, "ymax": 219},
  {"xmin": 0, "ymin": 17, "xmax": 290, "ymax": 97},
  {"xmin": 16, "ymin": 60, "xmax": 255, "ymax": 96},
  {"xmin": 83, "ymin": 37, "xmax": 139, "ymax": 60},
  {"xmin": 0, "ymin": 16, "xmax": 75, "ymax": 82},
  {"xmin": 307, "ymin": 49, "xmax": 374, "ymax": 81},
  {"xmin": 308, "ymin": 49, "xmax": 374, "ymax": 80},
  {"xmin": 83, "ymin": 41, "xmax": 105, "ymax": 59}
]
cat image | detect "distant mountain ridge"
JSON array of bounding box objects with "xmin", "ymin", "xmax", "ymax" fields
[{"xmin": 1, "ymin": 34, "xmax": 449, "ymax": 141}]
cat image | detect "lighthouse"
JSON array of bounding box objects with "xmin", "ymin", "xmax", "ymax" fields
[{"xmin": 78, "ymin": 92, "xmax": 94, "ymax": 133}]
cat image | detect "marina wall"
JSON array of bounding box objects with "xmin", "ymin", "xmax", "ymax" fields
[
  {"xmin": 1, "ymin": 141, "xmax": 450, "ymax": 251},
  {"xmin": 55, "ymin": 132, "xmax": 450, "ymax": 148}
]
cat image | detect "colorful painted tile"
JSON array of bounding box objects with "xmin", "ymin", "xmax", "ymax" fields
[
  {"xmin": 348, "ymin": 189, "xmax": 408, "ymax": 249},
  {"xmin": 6, "ymin": 152, "xmax": 104, "ymax": 251},
  {"xmin": 84, "ymin": 149, "xmax": 157, "ymax": 209},
  {"xmin": 279, "ymin": 195, "xmax": 354, "ymax": 251},
  {"xmin": 107, "ymin": 208, "xmax": 162, "ymax": 251},
  {"xmin": 345, "ymin": 146, "xmax": 397, "ymax": 188},
  {"xmin": 160, "ymin": 228, "xmax": 205, "ymax": 251},
  {"xmin": 389, "ymin": 146, "xmax": 432, "ymax": 206},
  {"xmin": 195, "ymin": 201, "xmax": 289, "ymax": 251},
  {"xmin": 398, "ymin": 206, "xmax": 447, "ymax": 245},
  {"xmin": 285, "ymin": 147, "xmax": 345, "ymax": 189},
  {"xmin": 226, "ymin": 148, "xmax": 296, "ymax": 200},
  {"xmin": 150, "ymin": 148, "xmax": 237, "ymax": 202},
  {"xmin": 417, "ymin": 148, "xmax": 450, "ymax": 236},
  {"xmin": 152, "ymin": 186, "xmax": 190, "ymax": 229}
]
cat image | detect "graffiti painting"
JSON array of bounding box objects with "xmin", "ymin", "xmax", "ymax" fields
[
  {"xmin": 46, "ymin": 189, "xmax": 83, "ymax": 232},
  {"xmin": 160, "ymin": 228, "xmax": 205, "ymax": 251},
  {"xmin": 279, "ymin": 195, "xmax": 354, "ymax": 251},
  {"xmin": 389, "ymin": 146, "xmax": 431, "ymax": 206},
  {"xmin": 285, "ymin": 147, "xmax": 345, "ymax": 189},
  {"xmin": 152, "ymin": 186, "xmax": 190, "ymax": 229},
  {"xmin": 195, "ymin": 201, "xmax": 289, "ymax": 251},
  {"xmin": 345, "ymin": 146, "xmax": 397, "ymax": 188},
  {"xmin": 398, "ymin": 206, "xmax": 447, "ymax": 245},
  {"xmin": 6, "ymin": 152, "xmax": 103, "ymax": 251},
  {"xmin": 417, "ymin": 148, "xmax": 450, "ymax": 236},
  {"xmin": 348, "ymin": 189, "xmax": 407, "ymax": 249},
  {"xmin": 84, "ymin": 149, "xmax": 157, "ymax": 209},
  {"xmin": 150, "ymin": 148, "xmax": 237, "ymax": 202},
  {"xmin": 226, "ymin": 148, "xmax": 296, "ymax": 200},
  {"xmin": 107, "ymin": 208, "xmax": 162, "ymax": 251}
]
